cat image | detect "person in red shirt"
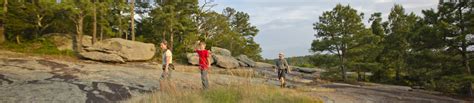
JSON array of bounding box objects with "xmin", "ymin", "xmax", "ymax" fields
[{"xmin": 195, "ymin": 40, "xmax": 211, "ymax": 89}]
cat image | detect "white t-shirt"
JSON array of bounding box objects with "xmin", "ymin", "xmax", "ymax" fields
[{"xmin": 162, "ymin": 50, "xmax": 173, "ymax": 64}]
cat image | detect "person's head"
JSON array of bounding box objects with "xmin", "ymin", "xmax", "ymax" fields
[
  {"xmin": 198, "ymin": 41, "xmax": 206, "ymax": 50},
  {"xmin": 160, "ymin": 40, "xmax": 168, "ymax": 50},
  {"xmin": 278, "ymin": 52, "xmax": 284, "ymax": 59}
]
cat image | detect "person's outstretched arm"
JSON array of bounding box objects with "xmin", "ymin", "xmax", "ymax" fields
[{"xmin": 194, "ymin": 41, "xmax": 200, "ymax": 50}]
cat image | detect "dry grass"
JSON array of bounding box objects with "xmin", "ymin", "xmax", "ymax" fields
[
  {"xmin": 128, "ymin": 82, "xmax": 322, "ymax": 103},
  {"xmin": 128, "ymin": 65, "xmax": 322, "ymax": 103},
  {"xmin": 173, "ymin": 65, "xmax": 262, "ymax": 78}
]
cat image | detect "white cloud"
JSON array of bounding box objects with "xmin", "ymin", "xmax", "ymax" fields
[
  {"xmin": 374, "ymin": 0, "xmax": 393, "ymax": 3},
  {"xmin": 206, "ymin": 0, "xmax": 439, "ymax": 59}
]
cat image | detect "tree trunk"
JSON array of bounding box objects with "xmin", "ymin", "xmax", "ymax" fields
[
  {"xmin": 15, "ymin": 34, "xmax": 20, "ymax": 44},
  {"xmin": 0, "ymin": 25, "xmax": 3, "ymax": 44},
  {"xmin": 169, "ymin": 28, "xmax": 173, "ymax": 51},
  {"xmin": 92, "ymin": 0, "xmax": 97, "ymax": 44},
  {"xmin": 99, "ymin": 27, "xmax": 104, "ymax": 41},
  {"xmin": 459, "ymin": 4, "xmax": 472, "ymax": 97},
  {"xmin": 341, "ymin": 58, "xmax": 346, "ymax": 81},
  {"xmin": 363, "ymin": 71, "xmax": 366, "ymax": 81},
  {"xmin": 162, "ymin": 31, "xmax": 165, "ymax": 41},
  {"xmin": 357, "ymin": 67, "xmax": 362, "ymax": 81},
  {"xmin": 340, "ymin": 49, "xmax": 347, "ymax": 81},
  {"xmin": 76, "ymin": 15, "xmax": 85, "ymax": 52},
  {"xmin": 118, "ymin": 15, "xmax": 122, "ymax": 38},
  {"xmin": 130, "ymin": 0, "xmax": 135, "ymax": 41},
  {"xmin": 396, "ymin": 66, "xmax": 401, "ymax": 81},
  {"xmin": 0, "ymin": 0, "xmax": 7, "ymax": 44},
  {"xmin": 125, "ymin": 31, "xmax": 128, "ymax": 40}
]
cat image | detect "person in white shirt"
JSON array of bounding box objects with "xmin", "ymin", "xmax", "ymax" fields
[{"xmin": 159, "ymin": 40, "xmax": 173, "ymax": 80}]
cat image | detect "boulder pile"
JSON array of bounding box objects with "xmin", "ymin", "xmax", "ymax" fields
[{"xmin": 186, "ymin": 47, "xmax": 256, "ymax": 69}]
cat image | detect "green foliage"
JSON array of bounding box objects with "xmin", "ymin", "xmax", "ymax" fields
[
  {"xmin": 0, "ymin": 37, "xmax": 74, "ymax": 56},
  {"xmin": 310, "ymin": 2, "xmax": 474, "ymax": 96},
  {"xmin": 2, "ymin": 0, "xmax": 263, "ymax": 61},
  {"xmin": 139, "ymin": 2, "xmax": 262, "ymax": 61},
  {"xmin": 312, "ymin": 4, "xmax": 369, "ymax": 80}
]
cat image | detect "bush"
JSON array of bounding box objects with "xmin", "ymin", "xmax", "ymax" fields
[{"xmin": 435, "ymin": 75, "xmax": 474, "ymax": 95}]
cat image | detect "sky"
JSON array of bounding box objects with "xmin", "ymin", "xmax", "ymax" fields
[{"xmin": 199, "ymin": 0, "xmax": 439, "ymax": 59}]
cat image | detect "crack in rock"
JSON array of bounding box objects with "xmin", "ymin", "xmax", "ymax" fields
[{"xmin": 0, "ymin": 74, "xmax": 14, "ymax": 85}]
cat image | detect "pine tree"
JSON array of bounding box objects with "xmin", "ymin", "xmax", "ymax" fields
[{"xmin": 311, "ymin": 4, "xmax": 367, "ymax": 81}]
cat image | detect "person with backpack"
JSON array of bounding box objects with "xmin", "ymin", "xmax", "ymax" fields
[
  {"xmin": 160, "ymin": 40, "xmax": 174, "ymax": 80},
  {"xmin": 275, "ymin": 52, "xmax": 290, "ymax": 88}
]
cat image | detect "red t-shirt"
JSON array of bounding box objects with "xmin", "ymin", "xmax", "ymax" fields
[{"xmin": 196, "ymin": 50, "xmax": 210, "ymax": 70}]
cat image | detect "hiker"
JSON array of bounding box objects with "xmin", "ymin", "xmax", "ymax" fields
[
  {"xmin": 160, "ymin": 40, "xmax": 174, "ymax": 80},
  {"xmin": 195, "ymin": 40, "xmax": 211, "ymax": 89},
  {"xmin": 275, "ymin": 52, "xmax": 290, "ymax": 88}
]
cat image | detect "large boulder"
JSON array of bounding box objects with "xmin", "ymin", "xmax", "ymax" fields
[
  {"xmin": 238, "ymin": 61, "xmax": 249, "ymax": 67},
  {"xmin": 236, "ymin": 55, "xmax": 256, "ymax": 67},
  {"xmin": 211, "ymin": 47, "xmax": 232, "ymax": 57},
  {"xmin": 212, "ymin": 55, "xmax": 239, "ymax": 69},
  {"xmin": 79, "ymin": 51, "xmax": 125, "ymax": 62},
  {"xmin": 186, "ymin": 53, "xmax": 215, "ymax": 65},
  {"xmin": 80, "ymin": 35, "xmax": 93, "ymax": 48},
  {"xmin": 80, "ymin": 38, "xmax": 155, "ymax": 62},
  {"xmin": 296, "ymin": 67, "xmax": 318, "ymax": 74}
]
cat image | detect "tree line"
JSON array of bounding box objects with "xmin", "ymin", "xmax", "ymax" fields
[
  {"xmin": 0, "ymin": 0, "xmax": 263, "ymax": 61},
  {"xmin": 311, "ymin": 2, "xmax": 474, "ymax": 96}
]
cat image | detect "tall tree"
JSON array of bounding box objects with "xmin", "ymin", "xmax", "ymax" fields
[
  {"xmin": 437, "ymin": 1, "xmax": 474, "ymax": 96},
  {"xmin": 62, "ymin": 0, "xmax": 92, "ymax": 52},
  {"xmin": 383, "ymin": 5, "xmax": 418, "ymax": 82},
  {"xmin": 110, "ymin": 0, "xmax": 128, "ymax": 39},
  {"xmin": 0, "ymin": 0, "xmax": 6, "ymax": 43},
  {"xmin": 222, "ymin": 7, "xmax": 262, "ymax": 60},
  {"xmin": 130, "ymin": 0, "xmax": 135, "ymax": 41},
  {"xmin": 368, "ymin": 12, "xmax": 387, "ymax": 82},
  {"xmin": 92, "ymin": 0, "xmax": 97, "ymax": 44},
  {"xmin": 311, "ymin": 4, "xmax": 366, "ymax": 81}
]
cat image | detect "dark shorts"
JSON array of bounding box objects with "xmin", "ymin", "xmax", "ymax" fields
[
  {"xmin": 278, "ymin": 69, "xmax": 287, "ymax": 79},
  {"xmin": 160, "ymin": 64, "xmax": 174, "ymax": 80},
  {"xmin": 162, "ymin": 64, "xmax": 175, "ymax": 70}
]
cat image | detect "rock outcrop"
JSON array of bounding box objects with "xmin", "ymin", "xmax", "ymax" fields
[
  {"xmin": 296, "ymin": 67, "xmax": 318, "ymax": 74},
  {"xmin": 236, "ymin": 55, "xmax": 256, "ymax": 67},
  {"xmin": 213, "ymin": 55, "xmax": 239, "ymax": 69},
  {"xmin": 80, "ymin": 38, "xmax": 155, "ymax": 62},
  {"xmin": 0, "ymin": 58, "xmax": 160, "ymax": 102},
  {"xmin": 186, "ymin": 53, "xmax": 214, "ymax": 65},
  {"xmin": 211, "ymin": 47, "xmax": 232, "ymax": 57},
  {"xmin": 79, "ymin": 51, "xmax": 125, "ymax": 62},
  {"xmin": 186, "ymin": 47, "xmax": 258, "ymax": 69}
]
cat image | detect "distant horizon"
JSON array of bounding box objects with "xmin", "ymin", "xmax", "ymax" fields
[{"xmin": 200, "ymin": 0, "xmax": 439, "ymax": 59}]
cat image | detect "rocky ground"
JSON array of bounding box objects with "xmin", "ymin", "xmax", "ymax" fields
[
  {"xmin": 0, "ymin": 50, "xmax": 470, "ymax": 103},
  {"xmin": 254, "ymin": 67, "xmax": 467, "ymax": 103}
]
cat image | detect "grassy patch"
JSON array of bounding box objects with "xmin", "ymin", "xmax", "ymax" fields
[
  {"xmin": 129, "ymin": 84, "xmax": 321, "ymax": 103},
  {"xmin": 0, "ymin": 38, "xmax": 75, "ymax": 57}
]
